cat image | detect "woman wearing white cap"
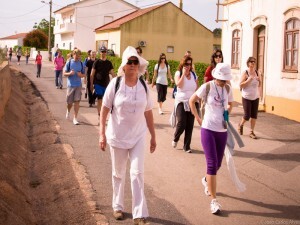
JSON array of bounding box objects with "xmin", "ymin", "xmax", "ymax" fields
[
  {"xmin": 189, "ymin": 63, "xmax": 233, "ymax": 214},
  {"xmin": 99, "ymin": 46, "xmax": 156, "ymax": 224}
]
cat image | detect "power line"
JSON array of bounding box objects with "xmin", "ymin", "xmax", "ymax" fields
[{"xmin": 0, "ymin": 5, "xmax": 46, "ymax": 19}]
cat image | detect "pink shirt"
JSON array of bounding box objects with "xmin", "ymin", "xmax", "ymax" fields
[
  {"xmin": 35, "ymin": 55, "xmax": 42, "ymax": 65},
  {"xmin": 54, "ymin": 56, "xmax": 65, "ymax": 70}
]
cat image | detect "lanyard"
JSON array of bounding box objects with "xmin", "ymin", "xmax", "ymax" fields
[{"xmin": 214, "ymin": 83, "xmax": 224, "ymax": 108}]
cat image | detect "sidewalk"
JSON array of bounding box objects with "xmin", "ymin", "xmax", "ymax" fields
[{"xmin": 12, "ymin": 58, "xmax": 300, "ymax": 225}]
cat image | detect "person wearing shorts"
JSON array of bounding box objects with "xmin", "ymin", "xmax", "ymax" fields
[
  {"xmin": 63, "ymin": 49, "xmax": 85, "ymax": 125},
  {"xmin": 90, "ymin": 46, "xmax": 115, "ymax": 123}
]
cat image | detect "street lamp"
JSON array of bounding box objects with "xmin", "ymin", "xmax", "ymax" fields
[{"xmin": 41, "ymin": 0, "xmax": 52, "ymax": 61}]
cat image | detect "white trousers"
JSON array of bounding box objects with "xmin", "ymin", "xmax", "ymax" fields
[{"xmin": 110, "ymin": 137, "xmax": 149, "ymax": 219}]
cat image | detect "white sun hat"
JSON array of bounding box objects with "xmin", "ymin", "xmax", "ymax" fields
[
  {"xmin": 117, "ymin": 46, "xmax": 149, "ymax": 76},
  {"xmin": 212, "ymin": 63, "xmax": 232, "ymax": 81}
]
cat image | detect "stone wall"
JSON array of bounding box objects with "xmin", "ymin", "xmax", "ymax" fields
[{"xmin": 0, "ymin": 61, "xmax": 11, "ymax": 122}]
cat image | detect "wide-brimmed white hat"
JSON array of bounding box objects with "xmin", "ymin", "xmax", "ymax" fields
[
  {"xmin": 117, "ymin": 46, "xmax": 149, "ymax": 76},
  {"xmin": 212, "ymin": 63, "xmax": 232, "ymax": 80}
]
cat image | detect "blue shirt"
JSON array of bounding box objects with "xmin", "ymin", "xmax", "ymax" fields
[{"xmin": 65, "ymin": 59, "xmax": 84, "ymax": 87}]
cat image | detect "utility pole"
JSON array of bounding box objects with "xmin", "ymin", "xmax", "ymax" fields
[{"xmin": 42, "ymin": 0, "xmax": 52, "ymax": 61}]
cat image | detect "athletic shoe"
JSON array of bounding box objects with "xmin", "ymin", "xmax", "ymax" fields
[
  {"xmin": 73, "ymin": 118, "xmax": 79, "ymax": 125},
  {"xmin": 159, "ymin": 109, "xmax": 163, "ymax": 115},
  {"xmin": 184, "ymin": 149, "xmax": 192, "ymax": 153},
  {"xmin": 210, "ymin": 199, "xmax": 221, "ymax": 214},
  {"xmin": 113, "ymin": 210, "xmax": 124, "ymax": 220},
  {"xmin": 133, "ymin": 218, "xmax": 149, "ymax": 225},
  {"xmin": 201, "ymin": 177, "xmax": 211, "ymax": 196},
  {"xmin": 171, "ymin": 141, "xmax": 177, "ymax": 148},
  {"xmin": 66, "ymin": 111, "xmax": 70, "ymax": 119}
]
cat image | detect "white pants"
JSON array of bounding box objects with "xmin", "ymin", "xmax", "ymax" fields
[{"xmin": 110, "ymin": 137, "xmax": 149, "ymax": 219}]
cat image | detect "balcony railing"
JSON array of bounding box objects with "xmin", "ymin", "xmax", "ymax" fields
[{"xmin": 54, "ymin": 22, "xmax": 75, "ymax": 34}]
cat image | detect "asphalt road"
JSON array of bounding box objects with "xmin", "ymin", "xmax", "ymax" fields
[{"xmin": 10, "ymin": 57, "xmax": 300, "ymax": 225}]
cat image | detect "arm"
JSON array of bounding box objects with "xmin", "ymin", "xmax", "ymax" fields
[
  {"xmin": 144, "ymin": 110, "xmax": 156, "ymax": 153},
  {"xmin": 109, "ymin": 69, "xmax": 116, "ymax": 78},
  {"xmin": 151, "ymin": 70, "xmax": 157, "ymax": 88},
  {"xmin": 90, "ymin": 68, "xmax": 96, "ymax": 91},
  {"xmin": 189, "ymin": 93, "xmax": 202, "ymax": 125},
  {"xmin": 167, "ymin": 67, "xmax": 174, "ymax": 83},
  {"xmin": 99, "ymin": 106, "xmax": 110, "ymax": 151},
  {"xmin": 239, "ymin": 71, "xmax": 252, "ymax": 89},
  {"xmin": 228, "ymin": 102, "xmax": 233, "ymax": 114}
]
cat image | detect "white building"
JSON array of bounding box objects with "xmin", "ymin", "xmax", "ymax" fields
[
  {"xmin": 0, "ymin": 33, "xmax": 27, "ymax": 49},
  {"xmin": 53, "ymin": 0, "xmax": 137, "ymax": 52},
  {"xmin": 220, "ymin": 0, "xmax": 300, "ymax": 122}
]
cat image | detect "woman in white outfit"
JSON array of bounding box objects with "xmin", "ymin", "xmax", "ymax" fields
[{"xmin": 99, "ymin": 46, "xmax": 156, "ymax": 225}]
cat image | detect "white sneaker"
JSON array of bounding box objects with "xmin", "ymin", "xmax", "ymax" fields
[
  {"xmin": 202, "ymin": 177, "xmax": 211, "ymax": 196},
  {"xmin": 66, "ymin": 111, "xmax": 70, "ymax": 119},
  {"xmin": 73, "ymin": 118, "xmax": 79, "ymax": 125},
  {"xmin": 171, "ymin": 141, "xmax": 177, "ymax": 148},
  {"xmin": 159, "ymin": 109, "xmax": 163, "ymax": 115},
  {"xmin": 210, "ymin": 199, "xmax": 221, "ymax": 214}
]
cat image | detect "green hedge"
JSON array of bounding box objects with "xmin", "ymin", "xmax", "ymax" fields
[{"xmin": 61, "ymin": 50, "xmax": 209, "ymax": 86}]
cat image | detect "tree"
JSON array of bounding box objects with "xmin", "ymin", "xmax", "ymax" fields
[
  {"xmin": 23, "ymin": 30, "xmax": 48, "ymax": 49},
  {"xmin": 213, "ymin": 28, "xmax": 222, "ymax": 38},
  {"xmin": 33, "ymin": 18, "xmax": 55, "ymax": 48}
]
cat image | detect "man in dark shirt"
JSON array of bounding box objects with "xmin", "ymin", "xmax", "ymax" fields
[
  {"xmin": 90, "ymin": 46, "xmax": 115, "ymax": 121},
  {"xmin": 85, "ymin": 50, "xmax": 97, "ymax": 107}
]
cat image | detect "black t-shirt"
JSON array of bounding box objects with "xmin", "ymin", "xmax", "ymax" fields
[
  {"xmin": 92, "ymin": 59, "xmax": 113, "ymax": 87},
  {"xmin": 86, "ymin": 58, "xmax": 96, "ymax": 76}
]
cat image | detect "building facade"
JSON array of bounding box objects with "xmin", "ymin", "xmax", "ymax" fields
[
  {"xmin": 53, "ymin": 0, "xmax": 137, "ymax": 51},
  {"xmin": 220, "ymin": 0, "xmax": 300, "ymax": 122},
  {"xmin": 94, "ymin": 2, "xmax": 221, "ymax": 62},
  {"xmin": 0, "ymin": 33, "xmax": 27, "ymax": 49}
]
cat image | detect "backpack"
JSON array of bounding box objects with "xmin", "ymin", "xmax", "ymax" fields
[
  {"xmin": 200, "ymin": 81, "xmax": 230, "ymax": 119},
  {"xmin": 66, "ymin": 60, "xmax": 83, "ymax": 72},
  {"xmin": 111, "ymin": 76, "xmax": 148, "ymax": 113},
  {"xmin": 172, "ymin": 71, "xmax": 197, "ymax": 99},
  {"xmin": 240, "ymin": 70, "xmax": 258, "ymax": 91}
]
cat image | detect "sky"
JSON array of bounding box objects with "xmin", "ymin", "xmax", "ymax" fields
[{"xmin": 0, "ymin": 0, "xmax": 222, "ymax": 38}]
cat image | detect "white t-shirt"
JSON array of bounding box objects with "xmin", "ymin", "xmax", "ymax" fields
[
  {"xmin": 154, "ymin": 64, "xmax": 170, "ymax": 85},
  {"xmin": 196, "ymin": 81, "xmax": 234, "ymax": 132},
  {"xmin": 174, "ymin": 71, "xmax": 198, "ymax": 102},
  {"xmin": 103, "ymin": 77, "xmax": 153, "ymax": 149},
  {"xmin": 241, "ymin": 70, "xmax": 260, "ymax": 100}
]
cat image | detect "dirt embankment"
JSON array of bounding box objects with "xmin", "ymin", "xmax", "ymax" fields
[{"xmin": 0, "ymin": 69, "xmax": 107, "ymax": 225}]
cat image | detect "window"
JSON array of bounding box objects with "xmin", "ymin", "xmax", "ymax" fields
[
  {"xmin": 283, "ymin": 18, "xmax": 299, "ymax": 71},
  {"xmin": 231, "ymin": 29, "xmax": 240, "ymax": 68},
  {"xmin": 167, "ymin": 46, "xmax": 174, "ymax": 53},
  {"xmin": 70, "ymin": 15, "xmax": 73, "ymax": 23}
]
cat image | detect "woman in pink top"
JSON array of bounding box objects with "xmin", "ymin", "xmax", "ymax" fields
[
  {"xmin": 54, "ymin": 49, "xmax": 65, "ymax": 89},
  {"xmin": 35, "ymin": 51, "xmax": 42, "ymax": 78}
]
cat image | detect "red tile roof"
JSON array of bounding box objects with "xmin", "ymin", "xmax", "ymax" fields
[
  {"xmin": 0, "ymin": 33, "xmax": 27, "ymax": 40},
  {"xmin": 95, "ymin": 4, "xmax": 164, "ymax": 31}
]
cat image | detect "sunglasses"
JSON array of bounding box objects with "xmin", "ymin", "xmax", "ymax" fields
[
  {"xmin": 214, "ymin": 54, "xmax": 222, "ymax": 58},
  {"xmin": 127, "ymin": 59, "xmax": 139, "ymax": 65},
  {"xmin": 184, "ymin": 63, "xmax": 192, "ymax": 66},
  {"xmin": 100, "ymin": 51, "xmax": 107, "ymax": 53},
  {"xmin": 249, "ymin": 61, "xmax": 256, "ymax": 63},
  {"xmin": 161, "ymin": 57, "xmax": 166, "ymax": 59}
]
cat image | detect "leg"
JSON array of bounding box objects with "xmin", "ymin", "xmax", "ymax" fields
[
  {"xmin": 183, "ymin": 111, "xmax": 195, "ymax": 151},
  {"xmin": 110, "ymin": 146, "xmax": 128, "ymax": 212},
  {"xmin": 173, "ymin": 103, "xmax": 187, "ymax": 143},
  {"xmin": 250, "ymin": 98, "xmax": 259, "ymax": 132},
  {"xmin": 128, "ymin": 137, "xmax": 149, "ymax": 219},
  {"xmin": 73, "ymin": 101, "xmax": 80, "ymax": 119},
  {"xmin": 59, "ymin": 70, "xmax": 63, "ymax": 88},
  {"xmin": 97, "ymin": 98, "xmax": 103, "ymax": 116},
  {"xmin": 55, "ymin": 70, "xmax": 59, "ymax": 87}
]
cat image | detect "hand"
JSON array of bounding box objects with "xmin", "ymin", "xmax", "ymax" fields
[
  {"xmin": 70, "ymin": 69, "xmax": 75, "ymax": 76},
  {"xmin": 151, "ymin": 83, "xmax": 155, "ymax": 88},
  {"xmin": 99, "ymin": 134, "xmax": 106, "ymax": 151},
  {"xmin": 150, "ymin": 138, "xmax": 156, "ymax": 153},
  {"xmin": 196, "ymin": 117, "xmax": 202, "ymax": 126}
]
